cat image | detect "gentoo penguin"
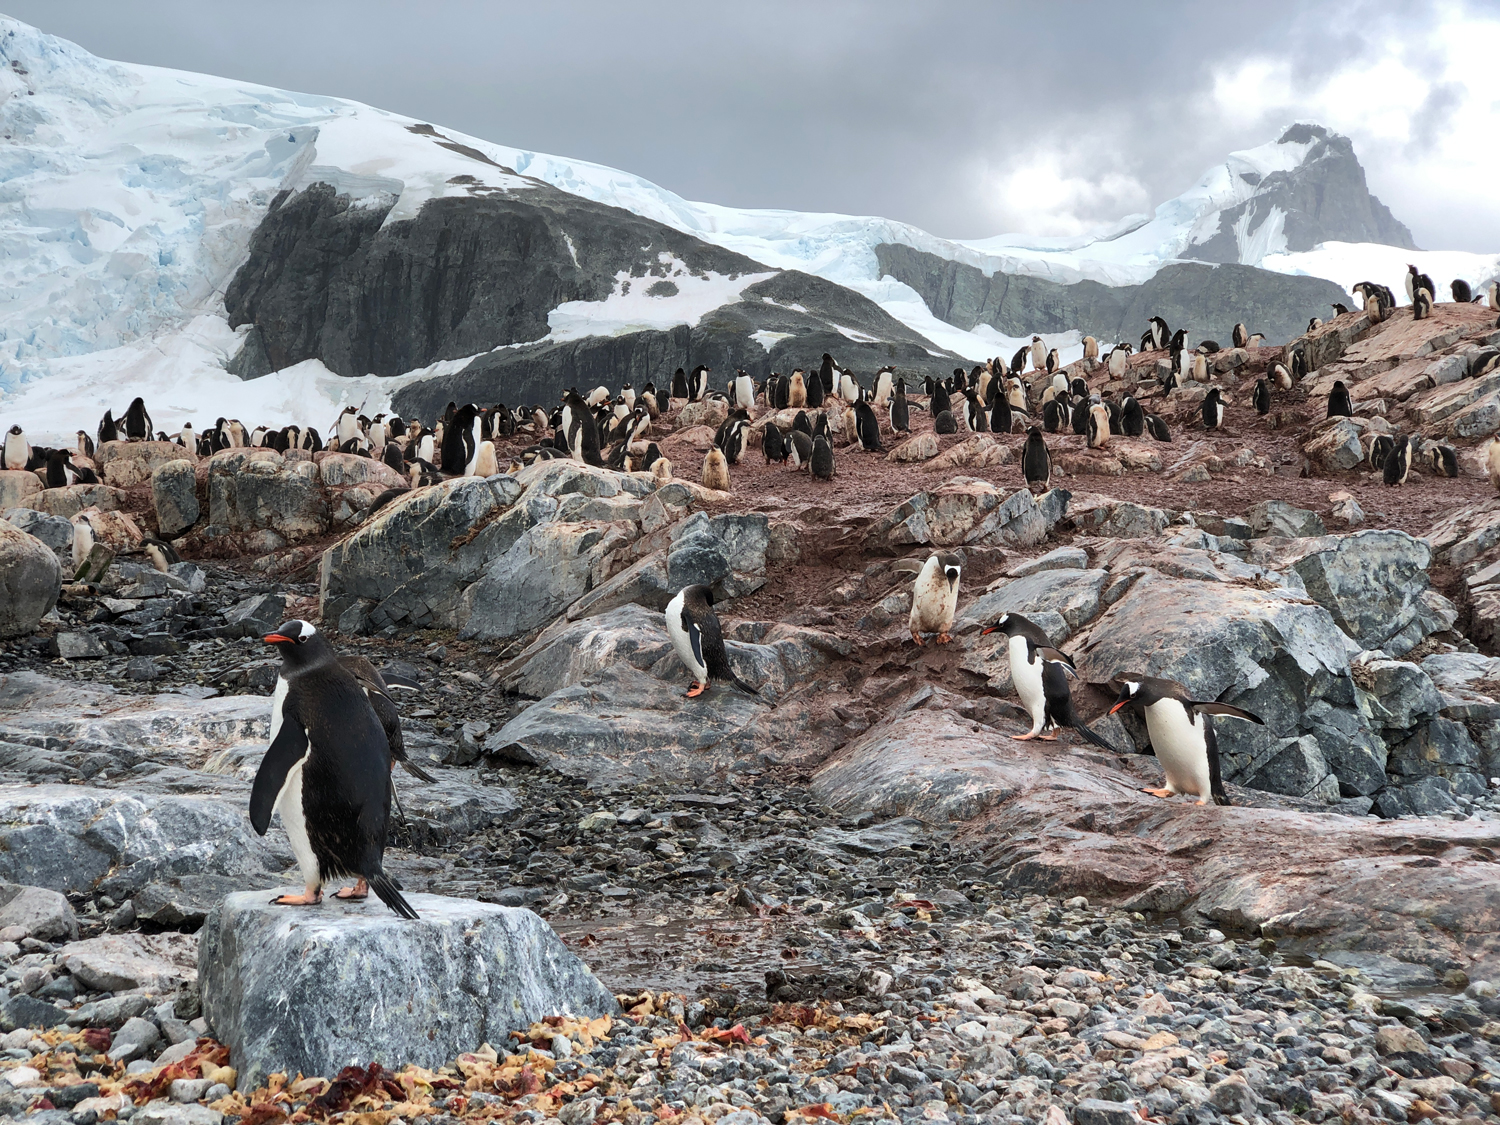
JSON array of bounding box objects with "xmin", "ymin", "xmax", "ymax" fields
[
  {"xmin": 1332, "ymin": 303, "xmax": 1351, "ymax": 316},
  {"xmin": 1045, "ymin": 348, "xmax": 1059, "ymax": 374},
  {"xmin": 671, "ymin": 367, "xmax": 689, "ymax": 400},
  {"xmin": 1191, "ymin": 351, "xmax": 1209, "ymax": 382},
  {"xmin": 786, "ymin": 429, "xmax": 813, "ymax": 470},
  {"xmin": 664, "ymin": 585, "xmax": 758, "ymax": 699},
  {"xmin": 1368, "ymin": 433, "xmax": 1394, "ymax": 471},
  {"xmin": 1489, "ymin": 281, "xmax": 1499, "ymax": 310},
  {"xmin": 1201, "ymin": 388, "xmax": 1225, "ymax": 430},
  {"xmin": 929, "ymin": 379, "xmax": 952, "ymax": 419},
  {"xmin": 382, "ymin": 439, "xmax": 406, "ymax": 473},
  {"xmin": 1364, "ymin": 293, "xmax": 1384, "ymax": 324},
  {"xmin": 76, "ymin": 430, "xmax": 95, "ymax": 460},
  {"xmin": 1029, "ymin": 335, "xmax": 1046, "ymax": 371},
  {"xmin": 702, "ymin": 447, "xmax": 730, "ymax": 491},
  {"xmin": 805, "ymin": 363, "xmax": 826, "ymax": 408},
  {"xmin": 584, "ymin": 385, "xmax": 609, "ymax": 408},
  {"xmin": 44, "ymin": 448, "xmax": 85, "ymax": 487},
  {"xmin": 1383, "ymin": 435, "xmax": 1411, "ymax": 485},
  {"xmin": 71, "ymin": 513, "xmax": 97, "ymax": 574},
  {"xmin": 934, "ymin": 410, "xmax": 957, "ymax": 434},
  {"xmin": 1, "ymin": 425, "xmax": 29, "ymax": 470},
  {"xmin": 789, "ymin": 371, "xmax": 808, "ymax": 409},
  {"xmin": 1413, "ymin": 287, "xmax": 1433, "ymax": 320},
  {"xmin": 1082, "ymin": 336, "xmax": 1099, "ymax": 361},
  {"xmin": 123, "ymin": 397, "xmax": 153, "ymax": 442},
  {"xmin": 1429, "ymin": 443, "xmax": 1459, "ymax": 478},
  {"xmin": 734, "ymin": 370, "xmax": 755, "ymax": 409},
  {"xmin": 1327, "ymin": 381, "xmax": 1353, "ymax": 418},
  {"xmin": 1120, "ymin": 395, "xmax": 1144, "ymax": 438},
  {"xmin": 470, "ymin": 440, "xmax": 499, "ymax": 477},
  {"xmin": 1232, "ymin": 323, "xmax": 1249, "ymax": 348},
  {"xmin": 1452, "ymin": 279, "xmax": 1474, "ymax": 304},
  {"xmin": 1106, "ymin": 345, "xmax": 1130, "ymax": 379},
  {"xmin": 651, "ymin": 456, "xmax": 673, "ymax": 484},
  {"xmin": 1042, "ymin": 398, "xmax": 1066, "ymax": 434},
  {"xmin": 893, "ymin": 551, "xmax": 962, "ymax": 646},
  {"xmin": 763, "ymin": 422, "xmax": 788, "ymax": 464},
  {"xmin": 964, "ymin": 391, "xmax": 989, "ymax": 434},
  {"xmin": 561, "ymin": 392, "xmax": 604, "ymax": 467},
  {"xmin": 854, "ymin": 400, "xmax": 883, "ymax": 451},
  {"xmin": 1070, "ymin": 396, "xmax": 1090, "ymax": 436},
  {"xmin": 838, "ymin": 368, "xmax": 860, "ymax": 403},
  {"xmin": 792, "ymin": 410, "xmax": 813, "ymax": 437},
  {"xmin": 140, "ymin": 537, "xmax": 181, "ymax": 573},
  {"xmin": 688, "ymin": 365, "xmax": 711, "ymax": 402},
  {"xmin": 1487, "ymin": 439, "xmax": 1500, "ymax": 493},
  {"xmin": 982, "ymin": 614, "xmax": 1118, "ymax": 751},
  {"xmin": 97, "ymin": 410, "xmax": 119, "ymax": 446},
  {"xmin": 335, "ymin": 406, "xmax": 361, "ymax": 451},
  {"xmin": 817, "ymin": 353, "xmax": 837, "ymax": 396},
  {"xmin": 1109, "ymin": 676, "xmax": 1264, "ymax": 806},
  {"xmin": 890, "ymin": 382, "xmax": 911, "ymax": 432},
  {"xmin": 1006, "ymin": 377, "xmax": 1027, "ymax": 413},
  {"xmin": 1270, "ymin": 361, "xmax": 1293, "ymax": 390},
  {"xmin": 1148, "ymin": 316, "xmax": 1169, "ymax": 350},
  {"xmin": 1087, "ymin": 403, "xmax": 1110, "ymax": 449},
  {"xmin": 1406, "ymin": 264, "xmax": 1436, "ymax": 301},
  {"xmin": 1252, "ymin": 378, "xmax": 1271, "ymax": 416},
  {"xmin": 1247, "ymin": 333, "xmax": 1266, "ymax": 347},
  {"xmin": 990, "ymin": 394, "xmax": 1012, "ymax": 435},
  {"xmin": 810, "ymin": 435, "xmax": 835, "ymax": 480},
  {"xmin": 253, "ymin": 620, "xmax": 417, "ymax": 917},
  {"xmin": 1308, "ymin": 317, "xmax": 1323, "ymax": 332},
  {"xmin": 873, "ymin": 367, "xmax": 895, "ymax": 408},
  {"xmin": 442, "ymin": 404, "xmax": 477, "ymax": 474},
  {"xmin": 1050, "ymin": 371, "xmax": 1068, "ymax": 395},
  {"xmin": 1021, "ymin": 427, "xmax": 1050, "ymax": 490},
  {"xmin": 1144, "ymin": 413, "xmax": 1172, "ymax": 442}
]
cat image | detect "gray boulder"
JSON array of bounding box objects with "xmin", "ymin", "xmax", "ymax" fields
[
  {"xmin": 152, "ymin": 460, "xmax": 200, "ymax": 538},
  {"xmin": 1239, "ymin": 736, "xmax": 1340, "ymax": 802},
  {"xmin": 59, "ymin": 931, "xmax": 199, "ymax": 993},
  {"xmin": 0, "ymin": 882, "xmax": 78, "ymax": 941},
  {"xmin": 1007, "ymin": 545, "xmax": 1088, "ymax": 578},
  {"xmin": 223, "ymin": 592, "xmax": 288, "ymax": 638},
  {"xmin": 1248, "ymin": 500, "xmax": 1327, "ymax": 539},
  {"xmin": 0, "ymin": 470, "xmax": 42, "ymax": 509},
  {"xmin": 666, "ymin": 512, "xmax": 770, "ymax": 599},
  {"xmin": 0, "ymin": 520, "xmax": 60, "ymax": 638},
  {"xmin": 872, "ymin": 479, "xmax": 1067, "ymax": 549},
  {"xmin": 2, "ymin": 508, "xmax": 73, "ymax": 572},
  {"xmin": 208, "ymin": 451, "xmax": 329, "ymax": 541},
  {"xmin": 1301, "ymin": 417, "xmax": 1365, "ymax": 472},
  {"xmin": 1354, "ymin": 658, "xmax": 1442, "ymax": 731},
  {"xmin": 961, "ymin": 568, "xmax": 1110, "ymax": 637},
  {"xmin": 199, "ymin": 891, "xmax": 619, "ymax": 1088}
]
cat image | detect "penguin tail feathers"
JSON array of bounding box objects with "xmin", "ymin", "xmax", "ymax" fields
[
  {"xmin": 728, "ymin": 673, "xmax": 761, "ymax": 699},
  {"xmin": 1074, "ymin": 723, "xmax": 1122, "ymax": 755},
  {"xmin": 400, "ymin": 758, "xmax": 437, "ymax": 784},
  {"xmin": 369, "ymin": 873, "xmax": 419, "ymax": 920}
]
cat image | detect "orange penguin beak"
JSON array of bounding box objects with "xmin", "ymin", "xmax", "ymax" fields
[
  {"xmin": 263, "ymin": 633, "xmax": 292, "ymax": 644},
  {"xmin": 1108, "ymin": 699, "xmax": 1128, "ymax": 715},
  {"xmin": 981, "ymin": 626, "xmax": 998, "ymax": 635}
]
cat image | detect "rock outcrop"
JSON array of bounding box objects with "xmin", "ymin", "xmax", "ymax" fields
[{"xmin": 0, "ymin": 520, "xmax": 60, "ymax": 638}]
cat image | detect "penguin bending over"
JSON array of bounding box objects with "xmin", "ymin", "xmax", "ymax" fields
[
  {"xmin": 894, "ymin": 552, "xmax": 961, "ymax": 646},
  {"xmin": 1367, "ymin": 434, "xmax": 1394, "ymax": 471},
  {"xmin": 1109, "ymin": 676, "xmax": 1264, "ymax": 806},
  {"xmin": 253, "ymin": 620, "xmax": 417, "ymax": 917},
  {"xmin": 665, "ymin": 585, "xmax": 759, "ymax": 699},
  {"xmin": 1429, "ymin": 443, "xmax": 1458, "ymax": 478},
  {"xmin": 140, "ymin": 537, "xmax": 181, "ymax": 573},
  {"xmin": 1144, "ymin": 414, "xmax": 1171, "ymax": 442},
  {"xmin": 1453, "ymin": 279, "xmax": 1474, "ymax": 304},
  {"xmin": 982, "ymin": 614, "xmax": 1117, "ymax": 751},
  {"xmin": 1120, "ymin": 395, "xmax": 1144, "ymax": 437}
]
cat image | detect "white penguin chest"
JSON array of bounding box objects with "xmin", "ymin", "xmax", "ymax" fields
[
  {"xmin": 1010, "ymin": 636, "xmax": 1046, "ymax": 718},
  {"xmin": 1143, "ymin": 700, "xmax": 1212, "ymax": 797},
  {"xmin": 665, "ymin": 594, "xmax": 707, "ymax": 679},
  {"xmin": 910, "ymin": 569, "xmax": 957, "ymax": 633}
]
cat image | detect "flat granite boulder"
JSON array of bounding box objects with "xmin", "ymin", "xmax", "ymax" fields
[{"xmin": 199, "ymin": 892, "xmax": 619, "ymax": 1088}]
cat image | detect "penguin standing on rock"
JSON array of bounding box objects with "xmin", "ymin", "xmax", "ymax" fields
[
  {"xmin": 123, "ymin": 397, "xmax": 153, "ymax": 442},
  {"xmin": 1087, "ymin": 403, "xmax": 1110, "ymax": 449},
  {"xmin": 252, "ymin": 620, "xmax": 418, "ymax": 918},
  {"xmin": 665, "ymin": 585, "xmax": 759, "ymax": 699},
  {"xmin": 894, "ymin": 552, "xmax": 962, "ymax": 646},
  {"xmin": 1022, "ymin": 427, "xmax": 1051, "ymax": 490},
  {"xmin": 981, "ymin": 614, "xmax": 1117, "ymax": 751},
  {"xmin": 98, "ymin": 410, "xmax": 119, "ymax": 446},
  {"xmin": 1368, "ymin": 434, "xmax": 1394, "ymax": 471},
  {"xmin": 140, "ymin": 537, "xmax": 181, "ymax": 573},
  {"xmin": 1327, "ymin": 381, "xmax": 1353, "ymax": 419},
  {"xmin": 2, "ymin": 425, "xmax": 30, "ymax": 470},
  {"xmin": 1201, "ymin": 388, "xmax": 1225, "ymax": 430},
  {"xmin": 1108, "ymin": 676, "xmax": 1264, "ymax": 806}
]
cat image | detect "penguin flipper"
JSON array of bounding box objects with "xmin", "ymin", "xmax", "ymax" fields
[
  {"xmin": 1195, "ymin": 702, "xmax": 1264, "ymax": 724},
  {"xmin": 1037, "ymin": 647, "xmax": 1076, "ymax": 671},
  {"xmin": 367, "ymin": 872, "xmax": 419, "ymax": 920},
  {"xmin": 249, "ymin": 721, "xmax": 309, "ymax": 835},
  {"xmin": 400, "ymin": 758, "xmax": 437, "ymax": 783}
]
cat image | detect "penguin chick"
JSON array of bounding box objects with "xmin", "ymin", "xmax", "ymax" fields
[
  {"xmin": 140, "ymin": 537, "xmax": 181, "ymax": 573},
  {"xmin": 1109, "ymin": 676, "xmax": 1264, "ymax": 806},
  {"xmin": 253, "ymin": 620, "xmax": 417, "ymax": 918},
  {"xmin": 810, "ymin": 434, "xmax": 835, "ymax": 479},
  {"xmin": 893, "ymin": 552, "xmax": 961, "ymax": 646},
  {"xmin": 1488, "ymin": 439, "xmax": 1500, "ymax": 494},
  {"xmin": 665, "ymin": 585, "xmax": 759, "ymax": 699},
  {"xmin": 652, "ymin": 456, "xmax": 673, "ymax": 485},
  {"xmin": 982, "ymin": 613, "xmax": 1119, "ymax": 752},
  {"xmin": 702, "ymin": 447, "xmax": 730, "ymax": 491}
]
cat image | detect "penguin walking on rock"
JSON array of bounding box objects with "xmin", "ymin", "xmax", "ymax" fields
[
  {"xmin": 665, "ymin": 585, "xmax": 759, "ymax": 699},
  {"xmin": 894, "ymin": 552, "xmax": 961, "ymax": 646},
  {"xmin": 1022, "ymin": 427, "xmax": 1051, "ymax": 490},
  {"xmin": 982, "ymin": 614, "xmax": 1117, "ymax": 751},
  {"xmin": 1108, "ymin": 676, "xmax": 1264, "ymax": 806},
  {"xmin": 252, "ymin": 620, "xmax": 418, "ymax": 918}
]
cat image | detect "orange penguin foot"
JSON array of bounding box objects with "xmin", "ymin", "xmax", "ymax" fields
[
  {"xmin": 911, "ymin": 632, "xmax": 926, "ymax": 646},
  {"xmin": 1141, "ymin": 787, "xmax": 1174, "ymax": 799},
  {"xmin": 936, "ymin": 633, "xmax": 952, "ymax": 645},
  {"xmin": 1011, "ymin": 731, "xmax": 1038, "ymax": 741},
  {"xmin": 271, "ymin": 890, "xmax": 323, "ymax": 906},
  {"xmin": 1036, "ymin": 732, "xmax": 1058, "ymax": 741},
  {"xmin": 335, "ymin": 880, "xmax": 369, "ymax": 901},
  {"xmin": 685, "ymin": 682, "xmax": 707, "ymax": 698}
]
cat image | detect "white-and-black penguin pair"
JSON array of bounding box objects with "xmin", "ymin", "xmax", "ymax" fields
[
  {"xmin": 665, "ymin": 585, "xmax": 760, "ymax": 700},
  {"xmin": 1108, "ymin": 676, "xmax": 1263, "ymax": 806},
  {"xmin": 894, "ymin": 552, "xmax": 961, "ymax": 646},
  {"xmin": 252, "ymin": 619, "xmax": 420, "ymax": 918},
  {"xmin": 982, "ymin": 614, "xmax": 1116, "ymax": 752}
]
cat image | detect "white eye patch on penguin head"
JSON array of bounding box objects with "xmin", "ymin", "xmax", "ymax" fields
[{"xmin": 264, "ymin": 619, "xmax": 317, "ymax": 645}]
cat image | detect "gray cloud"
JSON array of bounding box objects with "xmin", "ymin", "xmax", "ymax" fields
[{"xmin": 4, "ymin": 0, "xmax": 1492, "ymax": 250}]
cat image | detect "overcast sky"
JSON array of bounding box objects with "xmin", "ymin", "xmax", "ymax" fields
[{"xmin": 8, "ymin": 1, "xmax": 1498, "ymax": 250}]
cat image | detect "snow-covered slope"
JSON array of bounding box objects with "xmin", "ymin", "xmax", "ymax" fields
[{"xmin": 0, "ymin": 16, "xmax": 1495, "ymax": 444}]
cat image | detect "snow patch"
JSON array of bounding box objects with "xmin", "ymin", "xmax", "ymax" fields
[
  {"xmin": 749, "ymin": 330, "xmax": 794, "ymax": 353},
  {"xmin": 546, "ymin": 260, "xmax": 774, "ymax": 342}
]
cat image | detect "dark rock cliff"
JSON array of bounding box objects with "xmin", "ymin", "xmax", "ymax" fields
[{"xmin": 875, "ymin": 244, "xmax": 1352, "ymax": 347}]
